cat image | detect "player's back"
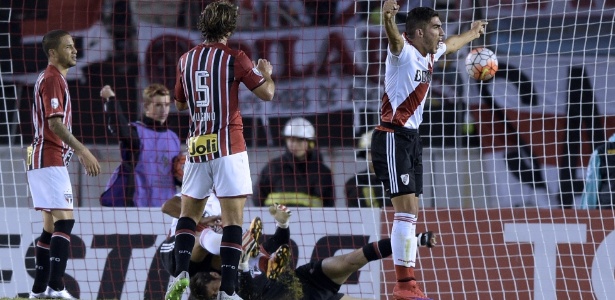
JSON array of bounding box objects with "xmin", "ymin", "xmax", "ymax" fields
[{"xmin": 175, "ymin": 42, "xmax": 266, "ymax": 160}]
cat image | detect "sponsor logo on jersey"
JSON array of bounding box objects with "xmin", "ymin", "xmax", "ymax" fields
[
  {"xmin": 188, "ymin": 134, "xmax": 218, "ymax": 157},
  {"xmin": 413, "ymin": 70, "xmax": 432, "ymax": 83},
  {"xmin": 51, "ymin": 98, "xmax": 59, "ymax": 109},
  {"xmin": 400, "ymin": 174, "xmax": 410, "ymax": 185},
  {"xmin": 64, "ymin": 192, "xmax": 73, "ymax": 204}
]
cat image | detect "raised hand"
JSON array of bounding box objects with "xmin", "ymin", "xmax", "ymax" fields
[
  {"xmin": 256, "ymin": 59, "xmax": 273, "ymax": 76},
  {"xmin": 382, "ymin": 0, "xmax": 400, "ymax": 19},
  {"xmin": 470, "ymin": 20, "xmax": 489, "ymax": 38},
  {"xmin": 100, "ymin": 85, "xmax": 115, "ymax": 100}
]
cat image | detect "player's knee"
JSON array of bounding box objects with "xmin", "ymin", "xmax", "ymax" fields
[{"xmin": 53, "ymin": 219, "xmax": 75, "ymax": 235}]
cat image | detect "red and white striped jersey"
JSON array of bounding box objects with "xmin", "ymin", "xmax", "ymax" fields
[
  {"xmin": 174, "ymin": 42, "xmax": 265, "ymax": 162},
  {"xmin": 379, "ymin": 38, "xmax": 447, "ymax": 130},
  {"xmin": 28, "ymin": 65, "xmax": 74, "ymax": 170}
]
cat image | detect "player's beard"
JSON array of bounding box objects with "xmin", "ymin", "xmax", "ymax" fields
[
  {"xmin": 67, "ymin": 57, "xmax": 77, "ymax": 68},
  {"xmin": 61, "ymin": 55, "xmax": 77, "ymax": 69},
  {"xmin": 427, "ymin": 37, "xmax": 439, "ymax": 54}
]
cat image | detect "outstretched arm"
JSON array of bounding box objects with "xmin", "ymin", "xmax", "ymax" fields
[
  {"xmin": 101, "ymin": 85, "xmax": 141, "ymax": 154},
  {"xmin": 444, "ymin": 20, "xmax": 488, "ymax": 54},
  {"xmin": 382, "ymin": 0, "xmax": 404, "ymax": 56},
  {"xmin": 261, "ymin": 204, "xmax": 292, "ymax": 254}
]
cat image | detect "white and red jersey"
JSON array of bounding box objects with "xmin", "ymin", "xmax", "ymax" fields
[
  {"xmin": 174, "ymin": 42, "xmax": 265, "ymax": 162},
  {"xmin": 378, "ymin": 39, "xmax": 447, "ymax": 130},
  {"xmin": 29, "ymin": 64, "xmax": 74, "ymax": 170}
]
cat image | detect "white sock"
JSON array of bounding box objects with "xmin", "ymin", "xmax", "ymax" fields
[
  {"xmin": 391, "ymin": 212, "xmax": 417, "ymax": 268},
  {"xmin": 276, "ymin": 221, "xmax": 289, "ymax": 229},
  {"xmin": 199, "ymin": 228, "xmax": 222, "ymax": 255}
]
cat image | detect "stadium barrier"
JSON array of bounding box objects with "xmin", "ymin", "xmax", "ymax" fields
[{"xmin": 1, "ymin": 207, "xmax": 613, "ymax": 299}]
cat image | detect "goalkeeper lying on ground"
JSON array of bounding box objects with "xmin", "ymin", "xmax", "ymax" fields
[
  {"xmin": 234, "ymin": 211, "xmax": 436, "ymax": 300},
  {"xmin": 169, "ymin": 195, "xmax": 437, "ymax": 300},
  {"xmin": 159, "ymin": 193, "xmax": 291, "ymax": 300}
]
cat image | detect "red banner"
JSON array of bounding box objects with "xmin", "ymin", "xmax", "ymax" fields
[{"xmin": 381, "ymin": 208, "xmax": 615, "ymax": 299}]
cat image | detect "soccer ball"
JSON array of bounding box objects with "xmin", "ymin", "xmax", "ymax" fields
[{"xmin": 465, "ymin": 47, "xmax": 499, "ymax": 81}]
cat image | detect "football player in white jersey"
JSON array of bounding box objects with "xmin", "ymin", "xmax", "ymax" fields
[{"xmin": 372, "ymin": 1, "xmax": 487, "ymax": 299}]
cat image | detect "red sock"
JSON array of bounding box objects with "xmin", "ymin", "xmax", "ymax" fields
[{"xmin": 395, "ymin": 265, "xmax": 416, "ymax": 282}]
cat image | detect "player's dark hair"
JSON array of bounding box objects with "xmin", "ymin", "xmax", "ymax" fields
[
  {"xmin": 188, "ymin": 271, "xmax": 218, "ymax": 299},
  {"xmin": 258, "ymin": 270, "xmax": 303, "ymax": 300},
  {"xmin": 278, "ymin": 270, "xmax": 303, "ymax": 300},
  {"xmin": 405, "ymin": 7, "xmax": 439, "ymax": 38},
  {"xmin": 42, "ymin": 30, "xmax": 71, "ymax": 59},
  {"xmin": 197, "ymin": 0, "xmax": 238, "ymax": 43}
]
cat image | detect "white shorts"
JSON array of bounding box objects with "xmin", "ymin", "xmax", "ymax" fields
[
  {"xmin": 181, "ymin": 151, "xmax": 252, "ymax": 199},
  {"xmin": 27, "ymin": 166, "xmax": 74, "ymax": 211}
]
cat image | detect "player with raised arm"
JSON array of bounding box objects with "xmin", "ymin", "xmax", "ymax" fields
[
  {"xmin": 167, "ymin": 1, "xmax": 275, "ymax": 299},
  {"xmin": 27, "ymin": 29, "xmax": 101, "ymax": 299},
  {"xmin": 373, "ymin": 1, "xmax": 487, "ymax": 299}
]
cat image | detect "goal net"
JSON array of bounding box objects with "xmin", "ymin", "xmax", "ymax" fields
[{"xmin": 1, "ymin": 0, "xmax": 614, "ymax": 299}]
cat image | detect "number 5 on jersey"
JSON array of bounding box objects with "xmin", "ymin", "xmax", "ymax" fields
[{"xmin": 195, "ymin": 71, "xmax": 210, "ymax": 107}]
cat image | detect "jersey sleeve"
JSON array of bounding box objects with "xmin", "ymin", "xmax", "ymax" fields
[
  {"xmin": 174, "ymin": 57, "xmax": 187, "ymax": 103},
  {"xmin": 234, "ymin": 51, "xmax": 265, "ymax": 91},
  {"xmin": 434, "ymin": 42, "xmax": 447, "ymax": 61},
  {"xmin": 41, "ymin": 76, "xmax": 66, "ymax": 119},
  {"xmin": 387, "ymin": 38, "xmax": 415, "ymax": 66}
]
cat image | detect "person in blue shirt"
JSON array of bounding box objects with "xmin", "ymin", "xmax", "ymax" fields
[{"xmin": 580, "ymin": 133, "xmax": 615, "ymax": 209}]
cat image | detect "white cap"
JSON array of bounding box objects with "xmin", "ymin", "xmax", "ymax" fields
[{"xmin": 283, "ymin": 117, "xmax": 315, "ymax": 140}]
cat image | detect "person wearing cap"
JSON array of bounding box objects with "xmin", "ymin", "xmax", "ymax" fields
[
  {"xmin": 253, "ymin": 117, "xmax": 335, "ymax": 207},
  {"xmin": 345, "ymin": 129, "xmax": 392, "ymax": 208}
]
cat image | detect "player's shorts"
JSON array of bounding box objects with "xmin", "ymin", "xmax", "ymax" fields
[
  {"xmin": 159, "ymin": 235, "xmax": 215, "ymax": 277},
  {"xmin": 295, "ymin": 260, "xmax": 344, "ymax": 300},
  {"xmin": 26, "ymin": 166, "xmax": 74, "ymax": 211},
  {"xmin": 181, "ymin": 151, "xmax": 252, "ymax": 199},
  {"xmin": 371, "ymin": 123, "xmax": 423, "ymax": 198},
  {"xmin": 159, "ymin": 236, "xmax": 176, "ymax": 275}
]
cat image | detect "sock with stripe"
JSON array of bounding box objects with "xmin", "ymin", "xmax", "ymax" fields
[
  {"xmin": 391, "ymin": 213, "xmax": 417, "ymax": 282},
  {"xmin": 219, "ymin": 225, "xmax": 242, "ymax": 295},
  {"xmin": 32, "ymin": 230, "xmax": 52, "ymax": 293},
  {"xmin": 48, "ymin": 219, "xmax": 75, "ymax": 291},
  {"xmin": 174, "ymin": 217, "xmax": 196, "ymax": 277}
]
